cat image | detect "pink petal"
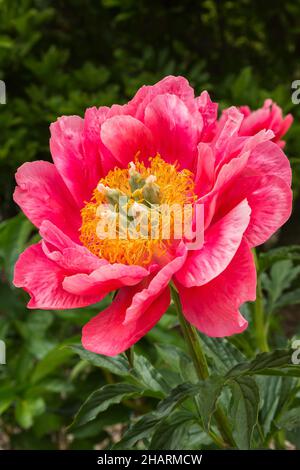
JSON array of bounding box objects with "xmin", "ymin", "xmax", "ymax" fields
[
  {"xmin": 213, "ymin": 107, "xmax": 243, "ymax": 164},
  {"xmin": 100, "ymin": 115, "xmax": 155, "ymax": 167},
  {"xmin": 40, "ymin": 220, "xmax": 104, "ymax": 273},
  {"xmin": 13, "ymin": 161, "xmax": 80, "ymax": 241},
  {"xmin": 243, "ymin": 176, "xmax": 292, "ymax": 246},
  {"xmin": 50, "ymin": 115, "xmax": 102, "ymax": 207},
  {"xmin": 123, "ymin": 242, "xmax": 187, "ymax": 324},
  {"xmin": 199, "ymin": 151, "xmax": 250, "ymax": 230},
  {"xmin": 196, "ymin": 91, "xmax": 218, "ymax": 142},
  {"xmin": 62, "ymin": 263, "xmax": 149, "ymax": 296},
  {"xmin": 239, "ymin": 105, "xmax": 251, "ymax": 118},
  {"xmin": 84, "ymin": 106, "xmax": 128, "ymax": 174},
  {"xmin": 144, "ymin": 93, "xmax": 200, "ymax": 170},
  {"xmin": 211, "ymin": 129, "xmax": 273, "ymax": 171},
  {"xmin": 127, "ymin": 75, "xmax": 196, "ymax": 121},
  {"xmin": 278, "ymin": 114, "xmax": 293, "ymax": 140},
  {"xmin": 83, "ymin": 106, "xmax": 110, "ymax": 175},
  {"xmin": 176, "ymin": 199, "xmax": 251, "ymax": 287},
  {"xmin": 245, "ymin": 140, "xmax": 292, "ymax": 185},
  {"xmin": 177, "ymin": 240, "xmax": 256, "ymax": 337},
  {"xmin": 239, "ymin": 100, "xmax": 293, "ymax": 147},
  {"xmin": 268, "ymin": 101, "xmax": 283, "ymax": 135},
  {"xmin": 194, "ymin": 143, "xmax": 215, "ymax": 197},
  {"xmin": 13, "ymin": 243, "xmax": 105, "ymax": 309},
  {"xmin": 239, "ymin": 107, "xmax": 271, "ymax": 136},
  {"xmin": 239, "ymin": 129, "xmax": 274, "ymax": 154},
  {"xmin": 215, "ymin": 150, "xmax": 250, "ymax": 187},
  {"xmin": 216, "ymin": 174, "xmax": 293, "ymax": 247},
  {"xmin": 82, "ymin": 285, "xmax": 170, "ymax": 356}
]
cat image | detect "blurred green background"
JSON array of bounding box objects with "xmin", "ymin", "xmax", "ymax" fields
[{"xmin": 0, "ymin": 0, "xmax": 300, "ymax": 450}]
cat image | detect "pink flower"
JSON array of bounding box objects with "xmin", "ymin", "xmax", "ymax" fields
[
  {"xmin": 13, "ymin": 76, "xmax": 292, "ymax": 356},
  {"xmin": 238, "ymin": 99, "xmax": 293, "ymax": 148}
]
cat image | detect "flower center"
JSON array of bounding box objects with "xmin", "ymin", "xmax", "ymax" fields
[{"xmin": 80, "ymin": 155, "xmax": 196, "ymax": 266}]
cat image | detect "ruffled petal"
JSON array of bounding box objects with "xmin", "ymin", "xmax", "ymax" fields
[
  {"xmin": 239, "ymin": 100, "xmax": 293, "ymax": 147},
  {"xmin": 40, "ymin": 220, "xmax": 104, "ymax": 273},
  {"xmin": 127, "ymin": 75, "xmax": 196, "ymax": 120},
  {"xmin": 239, "ymin": 106, "xmax": 271, "ymax": 136},
  {"xmin": 194, "ymin": 143, "xmax": 215, "ymax": 197},
  {"xmin": 224, "ymin": 130, "xmax": 274, "ymax": 165},
  {"xmin": 13, "ymin": 161, "xmax": 80, "ymax": 241},
  {"xmin": 277, "ymin": 114, "xmax": 293, "ymax": 142},
  {"xmin": 213, "ymin": 107, "xmax": 243, "ymax": 164},
  {"xmin": 196, "ymin": 90, "xmax": 218, "ymax": 142},
  {"xmin": 199, "ymin": 151, "xmax": 250, "ymax": 230},
  {"xmin": 123, "ymin": 242, "xmax": 187, "ymax": 324},
  {"xmin": 176, "ymin": 199, "xmax": 251, "ymax": 287},
  {"xmin": 216, "ymin": 174, "xmax": 292, "ymax": 247},
  {"xmin": 244, "ymin": 176, "xmax": 292, "ymax": 246},
  {"xmin": 63, "ymin": 263, "xmax": 149, "ymax": 296},
  {"xmin": 50, "ymin": 115, "xmax": 102, "ymax": 207},
  {"xmin": 83, "ymin": 106, "xmax": 111, "ymax": 175},
  {"xmin": 13, "ymin": 243, "xmax": 104, "ymax": 309},
  {"xmin": 100, "ymin": 115, "xmax": 155, "ymax": 167},
  {"xmin": 144, "ymin": 93, "xmax": 200, "ymax": 170},
  {"xmin": 177, "ymin": 240, "xmax": 256, "ymax": 337},
  {"xmin": 244, "ymin": 140, "xmax": 292, "ymax": 186},
  {"xmin": 82, "ymin": 285, "xmax": 170, "ymax": 356}
]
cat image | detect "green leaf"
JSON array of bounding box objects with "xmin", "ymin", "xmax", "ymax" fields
[
  {"xmin": 30, "ymin": 344, "xmax": 75, "ymax": 384},
  {"xmin": 113, "ymin": 413, "xmax": 161, "ymax": 449},
  {"xmin": 155, "ymin": 382, "xmax": 199, "ymax": 417},
  {"xmin": 200, "ymin": 335, "xmax": 246, "ymax": 374},
  {"xmin": 132, "ymin": 354, "xmax": 169, "ymax": 397},
  {"xmin": 33, "ymin": 413, "xmax": 63, "ymax": 438},
  {"xmin": 70, "ymin": 344, "xmax": 130, "ymax": 377},
  {"xmin": 115, "ymin": 378, "xmax": 223, "ymax": 450},
  {"xmin": 0, "ymin": 213, "xmax": 33, "ymax": 282},
  {"xmin": 259, "ymin": 246, "xmax": 300, "ymax": 272},
  {"xmin": 0, "ymin": 384, "xmax": 16, "ymax": 415},
  {"xmin": 258, "ymin": 376, "xmax": 283, "ymax": 437},
  {"xmin": 25, "ymin": 311, "xmax": 53, "ymax": 336},
  {"xmin": 155, "ymin": 343, "xmax": 190, "ymax": 373},
  {"xmin": 257, "ymin": 367, "xmax": 300, "ymax": 378},
  {"xmin": 155, "ymin": 378, "xmax": 225, "ymax": 432},
  {"xmin": 149, "ymin": 410, "xmax": 196, "ymax": 450},
  {"xmin": 28, "ymin": 378, "xmax": 74, "ymax": 396},
  {"xmin": 71, "ymin": 347, "xmax": 168, "ymax": 396},
  {"xmin": 262, "ymin": 260, "xmax": 300, "ymax": 312},
  {"xmin": 0, "ymin": 397, "xmax": 14, "ymax": 415},
  {"xmin": 229, "ymin": 376, "xmax": 260, "ymax": 449},
  {"xmin": 258, "ymin": 376, "xmax": 296, "ymax": 437},
  {"xmin": 156, "ymin": 377, "xmax": 224, "ymax": 431},
  {"xmin": 276, "ymin": 407, "xmax": 300, "ymax": 431},
  {"xmin": 156, "ymin": 343, "xmax": 197, "ymax": 383},
  {"xmin": 196, "ymin": 376, "xmax": 225, "ymax": 430},
  {"xmin": 0, "ymin": 36, "xmax": 14, "ymax": 49},
  {"xmin": 114, "ymin": 382, "xmax": 202, "ymax": 448},
  {"xmin": 275, "ymin": 288, "xmax": 300, "ymax": 309},
  {"xmin": 15, "ymin": 400, "xmax": 33, "ymax": 429},
  {"xmin": 71, "ymin": 383, "xmax": 144, "ymax": 428},
  {"xmin": 72, "ymin": 407, "xmax": 130, "ymax": 440},
  {"xmin": 226, "ymin": 349, "xmax": 300, "ymax": 378}
]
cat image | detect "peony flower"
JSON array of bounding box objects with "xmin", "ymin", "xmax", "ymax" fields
[
  {"xmin": 238, "ymin": 99, "xmax": 293, "ymax": 148},
  {"xmin": 13, "ymin": 76, "xmax": 292, "ymax": 356}
]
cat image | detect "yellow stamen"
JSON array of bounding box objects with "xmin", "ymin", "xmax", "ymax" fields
[{"xmin": 80, "ymin": 155, "xmax": 196, "ymax": 266}]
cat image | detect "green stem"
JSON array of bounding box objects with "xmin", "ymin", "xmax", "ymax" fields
[
  {"xmin": 125, "ymin": 347, "xmax": 134, "ymax": 368},
  {"xmin": 275, "ymin": 430, "xmax": 286, "ymax": 449},
  {"xmin": 253, "ymin": 250, "xmax": 269, "ymax": 352},
  {"xmin": 171, "ymin": 285, "xmax": 236, "ymax": 448}
]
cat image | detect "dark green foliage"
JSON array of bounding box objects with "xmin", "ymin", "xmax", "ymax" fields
[
  {"xmin": 0, "ymin": 0, "xmax": 300, "ymax": 450},
  {"xmin": 1, "ymin": 0, "xmax": 300, "ymax": 219}
]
